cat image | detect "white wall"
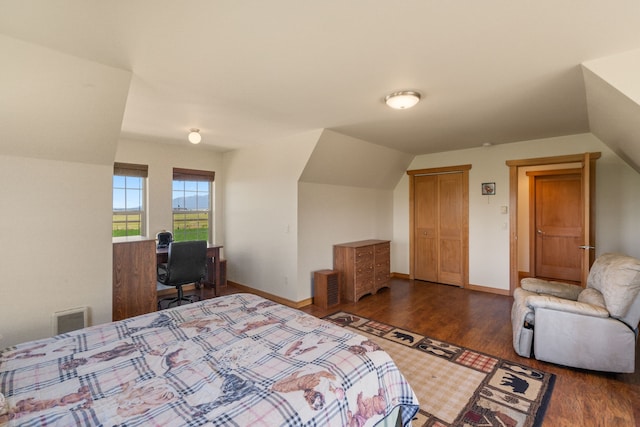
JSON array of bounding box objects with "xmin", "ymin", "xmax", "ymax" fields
[
  {"xmin": 297, "ymin": 130, "xmax": 412, "ymax": 300},
  {"xmin": 115, "ymin": 138, "xmax": 225, "ymax": 243},
  {"xmin": 223, "ymin": 131, "xmax": 320, "ymax": 301},
  {"xmin": 0, "ymin": 155, "xmax": 113, "ymax": 348},
  {"xmin": 0, "ymin": 35, "xmax": 130, "ymax": 348},
  {"xmin": 298, "ymin": 182, "xmax": 393, "ymax": 299},
  {"xmin": 595, "ymin": 142, "xmax": 640, "ymax": 256},
  {"xmin": 393, "ymin": 133, "xmax": 640, "ymax": 291}
]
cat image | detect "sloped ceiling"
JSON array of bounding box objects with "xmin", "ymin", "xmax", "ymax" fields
[
  {"xmin": 582, "ymin": 50, "xmax": 640, "ymax": 173},
  {"xmin": 0, "ymin": 35, "xmax": 131, "ymax": 165},
  {"xmin": 300, "ymin": 130, "xmax": 414, "ymax": 190},
  {"xmin": 0, "ymin": 1, "xmax": 639, "ymax": 161}
]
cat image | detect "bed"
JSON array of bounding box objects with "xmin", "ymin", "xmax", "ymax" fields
[{"xmin": 0, "ymin": 293, "xmax": 418, "ymax": 426}]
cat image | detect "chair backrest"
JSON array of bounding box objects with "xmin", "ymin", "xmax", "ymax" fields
[
  {"xmin": 164, "ymin": 240, "xmax": 207, "ymax": 287},
  {"xmin": 587, "ymin": 252, "xmax": 640, "ymax": 328},
  {"xmin": 156, "ymin": 231, "xmax": 173, "ymax": 249}
]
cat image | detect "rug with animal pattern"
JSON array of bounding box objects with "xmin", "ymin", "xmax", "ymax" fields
[{"xmin": 323, "ymin": 312, "xmax": 555, "ymax": 427}]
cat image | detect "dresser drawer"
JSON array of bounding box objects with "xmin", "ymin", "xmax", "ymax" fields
[
  {"xmin": 375, "ymin": 242, "xmax": 390, "ymax": 257},
  {"xmin": 354, "ymin": 247, "xmax": 374, "ymax": 264}
]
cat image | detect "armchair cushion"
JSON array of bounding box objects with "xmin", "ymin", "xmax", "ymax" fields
[
  {"xmin": 587, "ymin": 253, "xmax": 640, "ymax": 319},
  {"xmin": 577, "ymin": 288, "xmax": 606, "ymax": 309},
  {"xmin": 520, "ymin": 277, "xmax": 582, "ymax": 300},
  {"xmin": 526, "ymin": 294, "xmax": 610, "ymax": 318}
]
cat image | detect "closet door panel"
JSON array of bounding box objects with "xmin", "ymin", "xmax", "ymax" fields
[
  {"xmin": 438, "ymin": 173, "xmax": 464, "ymax": 286},
  {"xmin": 414, "ymin": 175, "xmax": 438, "ymax": 282}
]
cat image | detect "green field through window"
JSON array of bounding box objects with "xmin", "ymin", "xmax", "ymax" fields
[
  {"xmin": 173, "ymin": 211, "xmax": 209, "ymax": 242},
  {"xmin": 113, "ymin": 212, "xmax": 142, "ymax": 237}
]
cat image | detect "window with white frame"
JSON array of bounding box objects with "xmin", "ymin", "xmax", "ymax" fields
[
  {"xmin": 113, "ymin": 163, "xmax": 147, "ymax": 237},
  {"xmin": 172, "ymin": 168, "xmax": 215, "ymax": 242}
]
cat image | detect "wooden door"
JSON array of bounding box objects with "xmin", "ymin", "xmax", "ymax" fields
[
  {"xmin": 531, "ymin": 170, "xmax": 582, "ymax": 282},
  {"xmin": 410, "ymin": 167, "xmax": 469, "ymax": 287},
  {"xmin": 438, "ymin": 173, "xmax": 464, "ymax": 285},
  {"xmin": 414, "ymin": 175, "xmax": 438, "ymax": 282}
]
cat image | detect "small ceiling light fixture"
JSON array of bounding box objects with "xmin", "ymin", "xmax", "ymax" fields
[
  {"xmin": 385, "ymin": 90, "xmax": 421, "ymax": 109},
  {"xmin": 188, "ymin": 128, "xmax": 202, "ymax": 144}
]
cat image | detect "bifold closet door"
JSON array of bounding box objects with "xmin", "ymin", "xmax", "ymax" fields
[{"xmin": 413, "ymin": 173, "xmax": 464, "ymax": 286}]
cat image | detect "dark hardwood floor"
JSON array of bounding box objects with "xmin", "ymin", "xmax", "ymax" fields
[{"xmin": 171, "ymin": 278, "xmax": 640, "ymax": 427}]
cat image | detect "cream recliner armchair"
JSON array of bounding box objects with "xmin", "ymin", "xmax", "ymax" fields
[{"xmin": 512, "ymin": 253, "xmax": 640, "ymax": 373}]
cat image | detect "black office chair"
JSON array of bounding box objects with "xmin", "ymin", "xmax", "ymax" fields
[{"xmin": 157, "ymin": 240, "xmax": 207, "ymax": 309}]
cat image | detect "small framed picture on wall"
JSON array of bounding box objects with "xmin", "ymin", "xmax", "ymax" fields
[{"xmin": 482, "ymin": 182, "xmax": 496, "ymax": 195}]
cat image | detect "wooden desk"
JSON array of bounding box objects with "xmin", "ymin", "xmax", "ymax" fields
[
  {"xmin": 113, "ymin": 237, "xmax": 157, "ymax": 321},
  {"xmin": 156, "ymin": 244, "xmax": 224, "ymax": 293}
]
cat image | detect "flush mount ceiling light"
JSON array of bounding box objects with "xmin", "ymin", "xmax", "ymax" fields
[
  {"xmin": 385, "ymin": 91, "xmax": 421, "ymax": 109},
  {"xmin": 188, "ymin": 128, "xmax": 202, "ymax": 144}
]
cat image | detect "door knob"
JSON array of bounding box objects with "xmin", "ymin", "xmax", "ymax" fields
[{"xmin": 537, "ymin": 229, "xmax": 543, "ymax": 234}]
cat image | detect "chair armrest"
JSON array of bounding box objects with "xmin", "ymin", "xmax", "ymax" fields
[
  {"xmin": 520, "ymin": 278, "xmax": 583, "ymax": 300},
  {"xmin": 526, "ymin": 294, "xmax": 610, "ymax": 318}
]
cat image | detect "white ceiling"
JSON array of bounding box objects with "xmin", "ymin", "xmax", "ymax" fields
[{"xmin": 1, "ymin": 1, "xmax": 639, "ymax": 155}]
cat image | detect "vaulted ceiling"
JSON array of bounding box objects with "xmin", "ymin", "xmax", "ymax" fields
[{"xmin": 1, "ymin": 1, "xmax": 639, "ymax": 169}]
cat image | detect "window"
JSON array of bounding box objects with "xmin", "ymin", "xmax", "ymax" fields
[
  {"xmin": 113, "ymin": 163, "xmax": 147, "ymax": 237},
  {"xmin": 172, "ymin": 168, "xmax": 215, "ymax": 242}
]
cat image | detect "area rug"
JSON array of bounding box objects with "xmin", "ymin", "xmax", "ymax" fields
[{"xmin": 323, "ymin": 312, "xmax": 555, "ymax": 427}]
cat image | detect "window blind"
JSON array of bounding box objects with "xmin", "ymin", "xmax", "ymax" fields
[
  {"xmin": 114, "ymin": 162, "xmax": 148, "ymax": 178},
  {"xmin": 173, "ymin": 167, "xmax": 215, "ymax": 182}
]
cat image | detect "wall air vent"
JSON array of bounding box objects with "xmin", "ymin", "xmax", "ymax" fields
[{"xmin": 53, "ymin": 307, "xmax": 88, "ymax": 335}]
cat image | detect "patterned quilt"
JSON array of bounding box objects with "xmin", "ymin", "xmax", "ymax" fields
[{"xmin": 0, "ymin": 293, "xmax": 418, "ymax": 426}]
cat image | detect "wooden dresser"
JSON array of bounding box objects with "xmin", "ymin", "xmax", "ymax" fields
[
  {"xmin": 112, "ymin": 237, "xmax": 157, "ymax": 321},
  {"xmin": 333, "ymin": 239, "xmax": 391, "ymax": 302}
]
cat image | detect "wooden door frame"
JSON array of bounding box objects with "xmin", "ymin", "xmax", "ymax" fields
[
  {"xmin": 506, "ymin": 153, "xmax": 600, "ymax": 294},
  {"xmin": 408, "ymin": 164, "xmax": 471, "ymax": 286}
]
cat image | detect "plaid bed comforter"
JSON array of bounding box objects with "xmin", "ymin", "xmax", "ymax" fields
[{"xmin": 0, "ymin": 293, "xmax": 418, "ymax": 426}]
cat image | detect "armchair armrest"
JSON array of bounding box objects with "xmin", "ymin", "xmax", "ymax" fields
[
  {"xmin": 526, "ymin": 294, "xmax": 610, "ymax": 318},
  {"xmin": 521, "ymin": 277, "xmax": 583, "ymax": 300}
]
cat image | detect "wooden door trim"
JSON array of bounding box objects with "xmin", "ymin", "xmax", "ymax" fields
[
  {"xmin": 408, "ymin": 164, "xmax": 472, "ymax": 176},
  {"xmin": 506, "ymin": 153, "xmax": 601, "ymax": 168},
  {"xmin": 506, "ymin": 153, "xmax": 600, "ymax": 295},
  {"xmin": 525, "ymin": 168, "xmax": 582, "ymax": 178},
  {"xmin": 407, "ymin": 164, "xmax": 471, "ymax": 286},
  {"xmin": 583, "ymin": 153, "xmax": 598, "ymax": 285}
]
